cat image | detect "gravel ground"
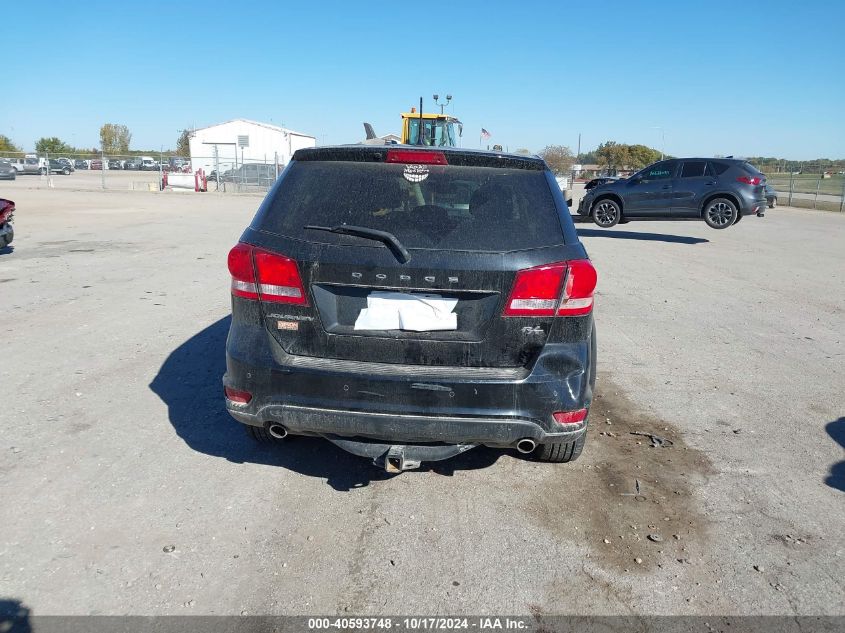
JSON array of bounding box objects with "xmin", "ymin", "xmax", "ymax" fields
[{"xmin": 0, "ymin": 186, "xmax": 842, "ymax": 616}]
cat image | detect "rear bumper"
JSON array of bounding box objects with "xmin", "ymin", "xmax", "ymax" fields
[
  {"xmin": 740, "ymin": 199, "xmax": 767, "ymax": 216},
  {"xmin": 223, "ymin": 319, "xmax": 596, "ymax": 449},
  {"xmin": 227, "ymin": 401, "xmax": 587, "ymax": 447}
]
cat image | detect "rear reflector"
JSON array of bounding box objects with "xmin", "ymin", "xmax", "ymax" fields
[
  {"xmin": 224, "ymin": 387, "xmax": 252, "ymax": 405},
  {"xmin": 504, "ymin": 259, "xmax": 596, "ymax": 317},
  {"xmin": 385, "ymin": 149, "xmax": 448, "ymax": 165},
  {"xmin": 227, "ymin": 242, "xmax": 308, "ymax": 305},
  {"xmin": 553, "ymin": 409, "xmax": 588, "ymax": 425},
  {"xmin": 737, "ymin": 175, "xmax": 762, "ymax": 185}
]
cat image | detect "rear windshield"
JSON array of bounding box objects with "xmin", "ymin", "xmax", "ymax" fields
[{"xmin": 254, "ymin": 161, "xmax": 564, "ymax": 251}]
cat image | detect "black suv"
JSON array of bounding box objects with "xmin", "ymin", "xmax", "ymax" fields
[
  {"xmin": 577, "ymin": 158, "xmax": 768, "ymax": 229},
  {"xmin": 42, "ymin": 159, "xmax": 72, "ymax": 175},
  {"xmin": 224, "ymin": 146, "xmax": 598, "ymax": 471}
]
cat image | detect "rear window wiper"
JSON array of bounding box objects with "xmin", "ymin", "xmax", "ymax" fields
[{"xmin": 304, "ymin": 224, "xmax": 411, "ymax": 264}]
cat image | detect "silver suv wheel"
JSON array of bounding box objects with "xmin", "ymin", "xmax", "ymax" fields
[
  {"xmin": 704, "ymin": 199, "xmax": 737, "ymax": 229},
  {"xmin": 592, "ymin": 200, "xmax": 621, "ymax": 228}
]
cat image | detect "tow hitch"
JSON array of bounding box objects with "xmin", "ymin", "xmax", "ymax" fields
[
  {"xmin": 324, "ymin": 435, "xmax": 477, "ymax": 472},
  {"xmin": 383, "ymin": 446, "xmax": 421, "ymax": 473}
]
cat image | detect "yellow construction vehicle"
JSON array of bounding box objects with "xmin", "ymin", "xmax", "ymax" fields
[
  {"xmin": 400, "ymin": 108, "xmax": 462, "ymax": 146},
  {"xmin": 362, "ymin": 99, "xmax": 463, "ymax": 146}
]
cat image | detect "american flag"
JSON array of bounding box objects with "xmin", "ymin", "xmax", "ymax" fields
[{"xmin": 480, "ymin": 128, "xmax": 491, "ymax": 140}]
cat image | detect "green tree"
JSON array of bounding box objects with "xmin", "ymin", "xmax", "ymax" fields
[
  {"xmin": 578, "ymin": 150, "xmax": 598, "ymax": 164},
  {"xmin": 35, "ymin": 137, "xmax": 74, "ymax": 154},
  {"xmin": 594, "ymin": 141, "xmax": 662, "ymax": 170},
  {"xmin": 176, "ymin": 129, "xmax": 194, "ymax": 157},
  {"xmin": 626, "ymin": 144, "xmax": 662, "ymax": 168},
  {"xmin": 595, "ymin": 141, "xmax": 629, "ymax": 169},
  {"xmin": 99, "ymin": 123, "xmax": 132, "ymax": 154},
  {"xmin": 0, "ymin": 135, "xmax": 20, "ymax": 153},
  {"xmin": 538, "ymin": 144, "xmax": 575, "ymax": 175}
]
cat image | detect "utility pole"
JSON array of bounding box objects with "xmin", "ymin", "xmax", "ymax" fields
[
  {"xmin": 652, "ymin": 126, "xmax": 665, "ymax": 160},
  {"xmin": 571, "ymin": 133, "xmax": 582, "ymax": 193}
]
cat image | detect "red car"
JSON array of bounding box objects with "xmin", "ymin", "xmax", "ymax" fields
[
  {"xmin": 0, "ymin": 198, "xmax": 14, "ymax": 248},
  {"xmin": 89, "ymin": 159, "xmax": 103, "ymax": 170}
]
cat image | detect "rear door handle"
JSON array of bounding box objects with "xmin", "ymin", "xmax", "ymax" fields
[
  {"xmin": 661, "ymin": 185, "xmax": 671, "ymax": 189},
  {"xmin": 705, "ymin": 181, "xmax": 716, "ymax": 186}
]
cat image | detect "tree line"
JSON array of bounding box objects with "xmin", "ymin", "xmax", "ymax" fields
[
  {"xmin": 535, "ymin": 142, "xmax": 845, "ymax": 176},
  {"xmin": 0, "ymin": 124, "xmax": 193, "ymax": 157},
  {"xmin": 537, "ymin": 141, "xmax": 664, "ymax": 176}
]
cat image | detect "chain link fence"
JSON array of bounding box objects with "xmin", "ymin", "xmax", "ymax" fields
[
  {"xmin": 764, "ymin": 171, "xmax": 845, "ymax": 212},
  {"xmin": 3, "ymin": 151, "xmax": 844, "ymax": 211},
  {"xmin": 0, "ymin": 150, "xmax": 286, "ymax": 194}
]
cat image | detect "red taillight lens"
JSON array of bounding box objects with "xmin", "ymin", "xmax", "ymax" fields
[
  {"xmin": 553, "ymin": 409, "xmax": 588, "ymax": 425},
  {"xmin": 253, "ymin": 249, "xmax": 308, "ymax": 305},
  {"xmin": 503, "ymin": 263, "xmax": 567, "ymax": 316},
  {"xmin": 227, "ymin": 243, "xmax": 308, "ymax": 305},
  {"xmin": 227, "ymin": 243, "xmax": 258, "ymax": 299},
  {"xmin": 385, "ymin": 149, "xmax": 448, "ymax": 165},
  {"xmin": 224, "ymin": 386, "xmax": 252, "ymax": 404},
  {"xmin": 558, "ymin": 259, "xmax": 597, "ymax": 316},
  {"xmin": 737, "ymin": 175, "xmax": 762, "ymax": 185},
  {"xmin": 504, "ymin": 259, "xmax": 596, "ymax": 317}
]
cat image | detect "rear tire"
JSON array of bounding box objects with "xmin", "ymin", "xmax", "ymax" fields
[
  {"xmin": 592, "ymin": 199, "xmax": 621, "ymax": 228},
  {"xmin": 62, "ymin": 168, "xmax": 70, "ymax": 175},
  {"xmin": 534, "ymin": 433, "xmax": 586, "ymax": 463},
  {"xmin": 244, "ymin": 424, "xmax": 276, "ymax": 443},
  {"xmin": 769, "ymin": 198, "xmax": 777, "ymax": 209},
  {"xmin": 703, "ymin": 198, "xmax": 738, "ymax": 229}
]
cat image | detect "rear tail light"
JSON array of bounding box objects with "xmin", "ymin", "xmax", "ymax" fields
[
  {"xmin": 504, "ymin": 259, "xmax": 597, "ymax": 317},
  {"xmin": 224, "ymin": 386, "xmax": 252, "ymax": 404},
  {"xmin": 736, "ymin": 175, "xmax": 762, "ymax": 185},
  {"xmin": 553, "ymin": 409, "xmax": 588, "ymax": 425},
  {"xmin": 227, "ymin": 243, "xmax": 258, "ymax": 299},
  {"xmin": 385, "ymin": 149, "xmax": 448, "ymax": 165},
  {"xmin": 227, "ymin": 242, "xmax": 308, "ymax": 305},
  {"xmin": 559, "ymin": 259, "xmax": 598, "ymax": 316}
]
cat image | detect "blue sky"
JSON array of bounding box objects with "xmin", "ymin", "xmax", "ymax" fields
[{"xmin": 3, "ymin": 0, "xmax": 844, "ymax": 158}]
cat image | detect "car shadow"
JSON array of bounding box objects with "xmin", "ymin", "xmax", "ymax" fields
[
  {"xmin": 0, "ymin": 245, "xmax": 13, "ymax": 256},
  {"xmin": 0, "ymin": 599, "xmax": 31, "ymax": 633},
  {"xmin": 825, "ymin": 417, "xmax": 845, "ymax": 493},
  {"xmin": 576, "ymin": 228, "xmax": 709, "ymax": 245},
  {"xmin": 149, "ymin": 316, "xmax": 504, "ymax": 491}
]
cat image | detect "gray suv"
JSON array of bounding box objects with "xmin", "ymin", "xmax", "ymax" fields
[{"xmin": 577, "ymin": 158, "xmax": 768, "ymax": 229}]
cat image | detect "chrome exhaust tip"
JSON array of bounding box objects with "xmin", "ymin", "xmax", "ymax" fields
[
  {"xmin": 267, "ymin": 424, "xmax": 288, "ymax": 440},
  {"xmin": 516, "ymin": 438, "xmax": 537, "ymax": 454}
]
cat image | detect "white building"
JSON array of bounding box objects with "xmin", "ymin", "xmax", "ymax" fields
[{"xmin": 188, "ymin": 118, "xmax": 315, "ymax": 174}]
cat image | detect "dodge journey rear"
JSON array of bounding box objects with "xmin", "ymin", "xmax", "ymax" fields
[{"xmin": 223, "ymin": 146, "xmax": 597, "ymax": 471}]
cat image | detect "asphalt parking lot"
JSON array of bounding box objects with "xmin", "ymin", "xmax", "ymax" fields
[{"xmin": 0, "ymin": 184, "xmax": 843, "ymax": 616}]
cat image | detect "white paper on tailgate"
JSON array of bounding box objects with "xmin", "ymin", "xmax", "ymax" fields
[{"xmin": 354, "ymin": 291, "xmax": 458, "ymax": 332}]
